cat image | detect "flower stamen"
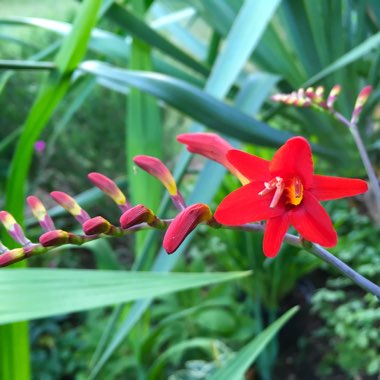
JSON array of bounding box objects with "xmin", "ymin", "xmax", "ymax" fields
[{"xmin": 258, "ymin": 177, "xmax": 285, "ymax": 208}]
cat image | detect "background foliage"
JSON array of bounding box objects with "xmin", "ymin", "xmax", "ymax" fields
[{"xmin": 0, "ymin": 0, "xmax": 379, "ymax": 379}]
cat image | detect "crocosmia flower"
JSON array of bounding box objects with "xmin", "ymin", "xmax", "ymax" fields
[{"xmin": 214, "ymin": 136, "xmax": 368, "ymax": 258}]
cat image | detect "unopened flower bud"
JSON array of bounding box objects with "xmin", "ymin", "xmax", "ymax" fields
[
  {"xmin": 27, "ymin": 196, "xmax": 56, "ymax": 231},
  {"xmin": 88, "ymin": 173, "xmax": 131, "ymax": 211},
  {"xmin": 120, "ymin": 204, "xmax": 158, "ymax": 229},
  {"xmin": 351, "ymin": 85, "xmax": 372, "ymax": 124},
  {"xmin": 83, "ymin": 216, "xmax": 112, "ymax": 235},
  {"xmin": 163, "ymin": 203, "xmax": 212, "ymax": 254},
  {"xmin": 0, "ymin": 211, "xmax": 31, "ymax": 246},
  {"xmin": 39, "ymin": 229, "xmax": 70, "ymax": 247},
  {"xmin": 50, "ymin": 191, "xmax": 90, "ymax": 224},
  {"xmin": 177, "ymin": 133, "xmax": 249, "ymax": 184}
]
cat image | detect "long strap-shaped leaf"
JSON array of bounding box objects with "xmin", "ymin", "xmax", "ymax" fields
[
  {"xmin": 81, "ymin": 61, "xmax": 292, "ymax": 147},
  {"xmin": 0, "ymin": 270, "xmax": 251, "ymax": 325},
  {"xmin": 0, "ymin": 1, "xmax": 102, "ymax": 380},
  {"xmin": 207, "ymin": 306, "xmax": 299, "ymax": 380}
]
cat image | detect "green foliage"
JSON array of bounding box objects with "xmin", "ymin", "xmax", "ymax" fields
[
  {"xmin": 312, "ymin": 206, "xmax": 380, "ymax": 377},
  {"xmin": 0, "ymin": 0, "xmax": 379, "ymax": 379}
]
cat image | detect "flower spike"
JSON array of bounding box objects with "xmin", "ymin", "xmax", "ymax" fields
[
  {"xmin": 163, "ymin": 203, "xmax": 213, "ymax": 254},
  {"xmin": 133, "ymin": 156, "xmax": 186, "ymax": 210},
  {"xmin": 0, "ymin": 211, "xmax": 32, "ymax": 247},
  {"xmin": 27, "ymin": 196, "xmax": 56, "ymax": 231},
  {"xmin": 177, "ymin": 133, "xmax": 249, "ymax": 184},
  {"xmin": 50, "ymin": 191, "xmax": 90, "ymax": 224},
  {"xmin": 351, "ymin": 85, "xmax": 372, "ymax": 124},
  {"xmin": 88, "ymin": 173, "xmax": 131, "ymax": 212}
]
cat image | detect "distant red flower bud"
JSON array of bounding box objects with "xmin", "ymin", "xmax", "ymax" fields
[
  {"xmin": 163, "ymin": 203, "xmax": 212, "ymax": 254},
  {"xmin": 351, "ymin": 86, "xmax": 372, "ymax": 124},
  {"xmin": 120, "ymin": 204, "xmax": 157, "ymax": 229},
  {"xmin": 39, "ymin": 230, "xmax": 70, "ymax": 247},
  {"xmin": 83, "ymin": 216, "xmax": 111, "ymax": 235}
]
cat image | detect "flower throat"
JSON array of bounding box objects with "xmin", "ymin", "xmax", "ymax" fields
[{"xmin": 258, "ymin": 176, "xmax": 303, "ymax": 208}]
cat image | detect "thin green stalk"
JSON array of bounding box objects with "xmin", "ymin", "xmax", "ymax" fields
[{"xmin": 333, "ymin": 110, "xmax": 380, "ymax": 217}]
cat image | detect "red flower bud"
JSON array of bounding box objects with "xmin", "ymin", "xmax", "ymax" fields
[
  {"xmin": 50, "ymin": 191, "xmax": 90, "ymax": 224},
  {"xmin": 133, "ymin": 156, "xmax": 178, "ymax": 196},
  {"xmin": 39, "ymin": 230, "xmax": 70, "ymax": 247},
  {"xmin": 163, "ymin": 203, "xmax": 212, "ymax": 254},
  {"xmin": 88, "ymin": 173, "xmax": 130, "ymax": 211},
  {"xmin": 82, "ymin": 216, "xmax": 111, "ymax": 235},
  {"xmin": 120, "ymin": 204, "xmax": 157, "ymax": 229},
  {"xmin": 177, "ymin": 133, "xmax": 249, "ymax": 184}
]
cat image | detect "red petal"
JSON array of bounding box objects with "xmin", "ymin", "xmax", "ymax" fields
[
  {"xmin": 214, "ymin": 182, "xmax": 284, "ymax": 225},
  {"xmin": 289, "ymin": 192, "xmax": 337, "ymax": 247},
  {"xmin": 227, "ymin": 150, "xmax": 270, "ymax": 181},
  {"xmin": 270, "ymin": 136, "xmax": 314, "ymax": 188},
  {"xmin": 312, "ymin": 175, "xmax": 368, "ymax": 201},
  {"xmin": 263, "ymin": 214, "xmax": 290, "ymax": 258}
]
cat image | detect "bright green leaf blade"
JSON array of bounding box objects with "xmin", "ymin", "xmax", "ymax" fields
[
  {"xmin": 206, "ymin": 0, "xmax": 281, "ymax": 95},
  {"xmin": 0, "ymin": 270, "xmax": 251, "ymax": 325},
  {"xmin": 208, "ymin": 306, "xmax": 299, "ymax": 380},
  {"xmin": 305, "ymin": 31, "xmax": 380, "ymax": 86}
]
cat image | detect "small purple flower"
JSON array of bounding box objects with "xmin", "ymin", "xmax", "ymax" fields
[{"xmin": 34, "ymin": 140, "xmax": 46, "ymax": 153}]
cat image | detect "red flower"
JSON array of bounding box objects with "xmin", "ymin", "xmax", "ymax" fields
[{"xmin": 214, "ymin": 137, "xmax": 368, "ymax": 257}]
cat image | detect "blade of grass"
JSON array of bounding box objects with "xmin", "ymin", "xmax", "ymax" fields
[
  {"xmin": 0, "ymin": 1, "xmax": 102, "ymax": 379},
  {"xmin": 304, "ymin": 30, "xmax": 380, "ymax": 86},
  {"xmin": 208, "ymin": 306, "xmax": 299, "ymax": 380}
]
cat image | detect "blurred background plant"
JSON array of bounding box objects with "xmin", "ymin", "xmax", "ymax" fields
[{"xmin": 0, "ymin": 0, "xmax": 379, "ymax": 379}]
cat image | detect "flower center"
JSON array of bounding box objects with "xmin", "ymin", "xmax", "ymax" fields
[{"xmin": 258, "ymin": 176, "xmax": 303, "ymax": 208}]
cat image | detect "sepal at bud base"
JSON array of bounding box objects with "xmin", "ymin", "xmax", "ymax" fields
[
  {"xmin": 83, "ymin": 216, "xmax": 112, "ymax": 235},
  {"xmin": 120, "ymin": 204, "xmax": 162, "ymax": 229},
  {"xmin": 88, "ymin": 173, "xmax": 131, "ymax": 212},
  {"xmin": 50, "ymin": 191, "xmax": 90, "ymax": 224},
  {"xmin": 163, "ymin": 203, "xmax": 212, "ymax": 254},
  {"xmin": 177, "ymin": 133, "xmax": 249, "ymax": 185}
]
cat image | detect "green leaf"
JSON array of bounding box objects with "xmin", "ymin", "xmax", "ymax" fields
[
  {"xmin": 106, "ymin": 3, "xmax": 209, "ymax": 76},
  {"xmin": 208, "ymin": 306, "xmax": 299, "ymax": 380},
  {"xmin": 81, "ymin": 61, "xmax": 292, "ymax": 147},
  {"xmin": 206, "ymin": 0, "xmax": 282, "ymax": 95},
  {"xmin": 305, "ymin": 31, "xmax": 380, "ymax": 86},
  {"xmin": 0, "ymin": 2, "xmax": 102, "ymax": 379},
  {"xmin": 0, "ymin": 270, "xmax": 251, "ymax": 325}
]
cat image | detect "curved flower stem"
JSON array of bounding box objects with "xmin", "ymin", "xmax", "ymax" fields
[
  {"xmin": 1, "ymin": 217, "xmax": 379, "ymax": 299},
  {"xmin": 333, "ymin": 110, "xmax": 380, "ymax": 215},
  {"xmin": 230, "ymin": 223, "xmax": 380, "ymax": 299}
]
